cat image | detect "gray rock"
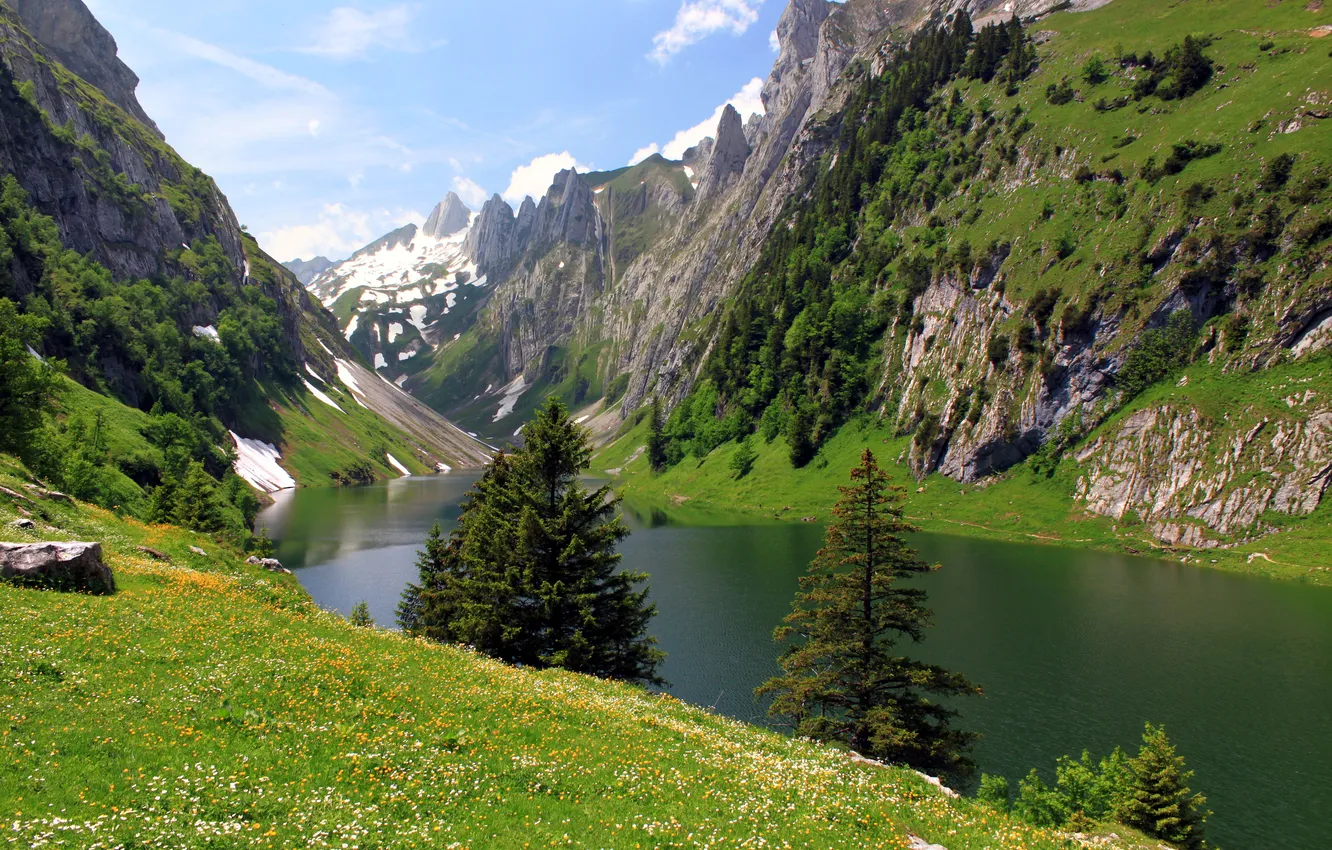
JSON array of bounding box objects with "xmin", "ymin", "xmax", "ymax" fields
[
  {"xmin": 10, "ymin": 519, "xmax": 36, "ymax": 530},
  {"xmin": 0, "ymin": 541, "xmax": 114, "ymax": 594},
  {"xmin": 423, "ymin": 191, "xmax": 471, "ymax": 240},
  {"xmin": 907, "ymin": 837, "xmax": 948, "ymax": 850},
  {"xmin": 189, "ymin": 546, "xmax": 208, "ymax": 556},
  {"xmin": 463, "ymin": 194, "xmax": 517, "ymax": 278},
  {"xmin": 283, "ymin": 256, "xmax": 334, "ymax": 285},
  {"xmin": 697, "ymin": 105, "xmax": 751, "ymax": 202},
  {"xmin": 11, "ymin": 0, "xmax": 162, "ymax": 137}
]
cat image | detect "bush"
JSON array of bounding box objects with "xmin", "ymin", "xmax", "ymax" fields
[
  {"xmin": 730, "ymin": 435, "xmax": 758, "ymax": 479},
  {"xmin": 1116, "ymin": 310, "xmax": 1197, "ymax": 401},
  {"xmin": 1259, "ymin": 153, "xmax": 1296, "ymax": 192},
  {"xmin": 1046, "ymin": 80, "xmax": 1075, "ymax": 105},
  {"xmin": 1081, "ymin": 56, "xmax": 1109, "ymax": 85},
  {"xmin": 987, "ymin": 335, "xmax": 1011, "ymax": 367}
]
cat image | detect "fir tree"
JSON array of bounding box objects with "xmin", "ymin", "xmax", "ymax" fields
[
  {"xmin": 757, "ymin": 449, "xmax": 980, "ymax": 780},
  {"xmin": 252, "ymin": 526, "xmax": 275, "ymax": 559},
  {"xmin": 730, "ymin": 434, "xmax": 758, "ymax": 479},
  {"xmin": 411, "ymin": 399, "xmax": 664, "ymax": 686},
  {"xmin": 176, "ymin": 461, "xmax": 225, "ymax": 533},
  {"xmin": 647, "ymin": 396, "xmax": 668, "ymax": 472},
  {"xmin": 1117, "ymin": 724, "xmax": 1210, "ymax": 849},
  {"xmin": 787, "ymin": 405, "xmax": 816, "ymax": 468},
  {"xmin": 398, "ymin": 521, "xmax": 453, "ymax": 634},
  {"xmin": 348, "ymin": 601, "xmax": 375, "ymax": 627},
  {"xmin": 514, "ymin": 398, "xmax": 664, "ymax": 684}
]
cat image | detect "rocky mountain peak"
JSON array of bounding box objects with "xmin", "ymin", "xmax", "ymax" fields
[
  {"xmin": 463, "ymin": 194, "xmax": 518, "ymax": 277},
  {"xmin": 698, "ymin": 104, "xmax": 751, "ymax": 201},
  {"xmin": 11, "ymin": 0, "xmax": 162, "ymax": 138},
  {"xmin": 423, "ymin": 191, "xmax": 471, "ymax": 240},
  {"xmin": 351, "ymin": 223, "xmax": 418, "ymax": 261}
]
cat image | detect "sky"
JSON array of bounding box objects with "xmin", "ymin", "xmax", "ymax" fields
[{"xmin": 82, "ymin": 0, "xmax": 797, "ymax": 263}]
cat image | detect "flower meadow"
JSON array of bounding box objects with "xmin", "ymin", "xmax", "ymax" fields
[{"xmin": 2, "ymin": 471, "xmax": 1090, "ymax": 849}]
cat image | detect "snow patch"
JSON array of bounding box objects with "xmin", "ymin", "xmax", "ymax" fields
[
  {"xmin": 305, "ymin": 362, "xmax": 325, "ymax": 382},
  {"xmin": 575, "ymin": 415, "xmax": 591, "ymax": 424},
  {"xmin": 436, "ymin": 462, "xmax": 453, "ymax": 473},
  {"xmin": 386, "ymin": 453, "xmax": 411, "ymax": 477},
  {"xmin": 408, "ymin": 304, "xmax": 429, "ymax": 335},
  {"xmin": 395, "ymin": 375, "xmax": 409, "ymax": 387},
  {"xmin": 388, "ymin": 322, "xmax": 404, "ymax": 343},
  {"xmin": 316, "ymin": 339, "xmax": 335, "ymax": 356},
  {"xmin": 374, "ymin": 352, "xmax": 388, "ymax": 370},
  {"xmin": 303, "ymin": 379, "xmax": 345, "ymax": 413},
  {"xmin": 344, "ymin": 314, "xmax": 360, "ymax": 341},
  {"xmin": 230, "ymin": 432, "xmax": 296, "ymax": 493},
  {"xmin": 493, "ymin": 376, "xmax": 529, "ymax": 422},
  {"xmin": 398, "ymin": 349, "xmax": 418, "ymax": 361}
]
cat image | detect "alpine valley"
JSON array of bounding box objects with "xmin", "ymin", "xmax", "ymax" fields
[{"xmin": 294, "ymin": 0, "xmax": 1332, "ymax": 574}]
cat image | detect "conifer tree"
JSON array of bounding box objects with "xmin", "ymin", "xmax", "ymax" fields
[
  {"xmin": 514, "ymin": 398, "xmax": 663, "ymax": 684},
  {"xmin": 757, "ymin": 449, "xmax": 980, "ymax": 779},
  {"xmin": 348, "ymin": 601, "xmax": 375, "ymax": 627},
  {"xmin": 1117, "ymin": 724, "xmax": 1210, "ymax": 849},
  {"xmin": 252, "ymin": 525, "xmax": 275, "ymax": 559},
  {"xmin": 409, "ymin": 399, "xmax": 664, "ymax": 686},
  {"xmin": 397, "ymin": 521, "xmax": 453, "ymax": 635},
  {"xmin": 175, "ymin": 461, "xmax": 224, "ymax": 532},
  {"xmin": 647, "ymin": 396, "xmax": 668, "ymax": 472}
]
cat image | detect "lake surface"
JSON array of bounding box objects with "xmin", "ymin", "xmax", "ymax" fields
[{"xmin": 258, "ymin": 476, "xmax": 1332, "ymax": 849}]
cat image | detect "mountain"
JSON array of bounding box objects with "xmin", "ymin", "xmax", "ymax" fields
[
  {"xmin": 302, "ymin": 0, "xmax": 1330, "ymax": 558},
  {"xmin": 0, "ymin": 0, "xmax": 489, "ymax": 518},
  {"xmin": 284, "ymin": 256, "xmax": 334, "ymax": 285}
]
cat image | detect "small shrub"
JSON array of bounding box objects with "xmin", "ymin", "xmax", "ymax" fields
[
  {"xmin": 1259, "ymin": 153, "xmax": 1296, "ymax": 192},
  {"xmin": 349, "ymin": 601, "xmax": 375, "ymax": 628}
]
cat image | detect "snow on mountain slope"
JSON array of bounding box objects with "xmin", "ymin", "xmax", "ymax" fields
[{"xmin": 306, "ymin": 194, "xmax": 492, "ymax": 384}]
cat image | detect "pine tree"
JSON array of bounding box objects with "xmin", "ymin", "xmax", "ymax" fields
[
  {"xmin": 787, "ymin": 404, "xmax": 816, "ymax": 467},
  {"xmin": 411, "ymin": 399, "xmax": 664, "ymax": 686},
  {"xmin": 647, "ymin": 396, "xmax": 668, "ymax": 472},
  {"xmin": 514, "ymin": 398, "xmax": 664, "ymax": 684},
  {"xmin": 398, "ymin": 521, "xmax": 453, "ymax": 635},
  {"xmin": 1117, "ymin": 724, "xmax": 1210, "ymax": 849},
  {"xmin": 176, "ymin": 461, "xmax": 225, "ymax": 532},
  {"xmin": 757, "ymin": 449, "xmax": 980, "ymax": 779},
  {"xmin": 730, "ymin": 434, "xmax": 758, "ymax": 479},
  {"xmin": 252, "ymin": 525, "xmax": 275, "ymax": 559},
  {"xmin": 348, "ymin": 601, "xmax": 375, "ymax": 627}
]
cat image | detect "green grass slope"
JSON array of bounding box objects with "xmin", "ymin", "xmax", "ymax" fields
[
  {"xmin": 0, "ymin": 456, "xmax": 1124, "ymax": 850},
  {"xmin": 599, "ymin": 357, "xmax": 1332, "ymax": 587}
]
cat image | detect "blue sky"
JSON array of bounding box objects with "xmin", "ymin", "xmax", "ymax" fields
[{"xmin": 82, "ymin": 0, "xmax": 792, "ymax": 262}]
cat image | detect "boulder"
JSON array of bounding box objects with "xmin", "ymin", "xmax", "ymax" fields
[
  {"xmin": 189, "ymin": 546, "xmax": 208, "ymax": 556},
  {"xmin": 10, "ymin": 519, "xmax": 36, "ymax": 530},
  {"xmin": 0, "ymin": 541, "xmax": 115, "ymax": 594}
]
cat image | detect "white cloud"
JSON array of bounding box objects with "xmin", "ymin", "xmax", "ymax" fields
[
  {"xmin": 155, "ymin": 28, "xmax": 331, "ymax": 97},
  {"xmin": 302, "ymin": 5, "xmax": 423, "ymax": 60},
  {"xmin": 502, "ymin": 152, "xmax": 593, "ymax": 204},
  {"xmin": 769, "ymin": 29, "xmax": 780, "ymax": 53},
  {"xmin": 452, "ymin": 176, "xmax": 488, "ymax": 208},
  {"xmin": 650, "ymin": 0, "xmax": 761, "ymax": 64},
  {"xmin": 260, "ymin": 203, "xmax": 423, "ymax": 262},
  {"xmin": 659, "ymin": 77, "xmax": 765, "ymax": 160},
  {"xmin": 628, "ymin": 143, "xmax": 660, "ymax": 166}
]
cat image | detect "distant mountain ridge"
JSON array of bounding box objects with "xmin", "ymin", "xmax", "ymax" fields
[{"xmin": 0, "ymin": 0, "xmax": 490, "ymax": 498}]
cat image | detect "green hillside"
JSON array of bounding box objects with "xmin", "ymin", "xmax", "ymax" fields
[
  {"xmin": 635, "ymin": 0, "xmax": 1331, "ymax": 564},
  {"xmin": 0, "ymin": 454, "xmax": 1152, "ymax": 850}
]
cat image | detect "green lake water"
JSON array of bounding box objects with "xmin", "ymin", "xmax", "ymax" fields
[{"xmin": 258, "ymin": 475, "xmax": 1332, "ymax": 849}]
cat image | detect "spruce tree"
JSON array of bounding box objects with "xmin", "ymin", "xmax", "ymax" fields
[
  {"xmin": 348, "ymin": 601, "xmax": 375, "ymax": 627},
  {"xmin": 1117, "ymin": 724, "xmax": 1209, "ymax": 849},
  {"xmin": 514, "ymin": 398, "xmax": 664, "ymax": 684},
  {"xmin": 410, "ymin": 399, "xmax": 664, "ymax": 686},
  {"xmin": 757, "ymin": 449, "xmax": 979, "ymax": 779},
  {"xmin": 646, "ymin": 396, "xmax": 668, "ymax": 472},
  {"xmin": 397, "ymin": 521, "xmax": 452, "ymax": 634}
]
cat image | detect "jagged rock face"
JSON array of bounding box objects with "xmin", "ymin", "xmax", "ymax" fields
[
  {"xmin": 1075, "ymin": 406, "xmax": 1332, "ymax": 549},
  {"xmin": 423, "ymin": 192, "xmax": 471, "ymax": 240},
  {"xmin": 464, "ymin": 194, "xmax": 518, "ymax": 278},
  {"xmin": 697, "ymin": 105, "xmax": 751, "ymax": 202},
  {"xmin": 10, "ymin": 0, "xmax": 161, "ymax": 137}
]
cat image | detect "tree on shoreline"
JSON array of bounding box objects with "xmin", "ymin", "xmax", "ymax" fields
[
  {"xmin": 757, "ymin": 449, "xmax": 979, "ymax": 779},
  {"xmin": 404, "ymin": 398, "xmax": 664, "ymax": 686}
]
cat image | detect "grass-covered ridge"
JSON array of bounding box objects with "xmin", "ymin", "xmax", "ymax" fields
[{"xmin": 0, "ymin": 453, "xmax": 1126, "ymax": 849}]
